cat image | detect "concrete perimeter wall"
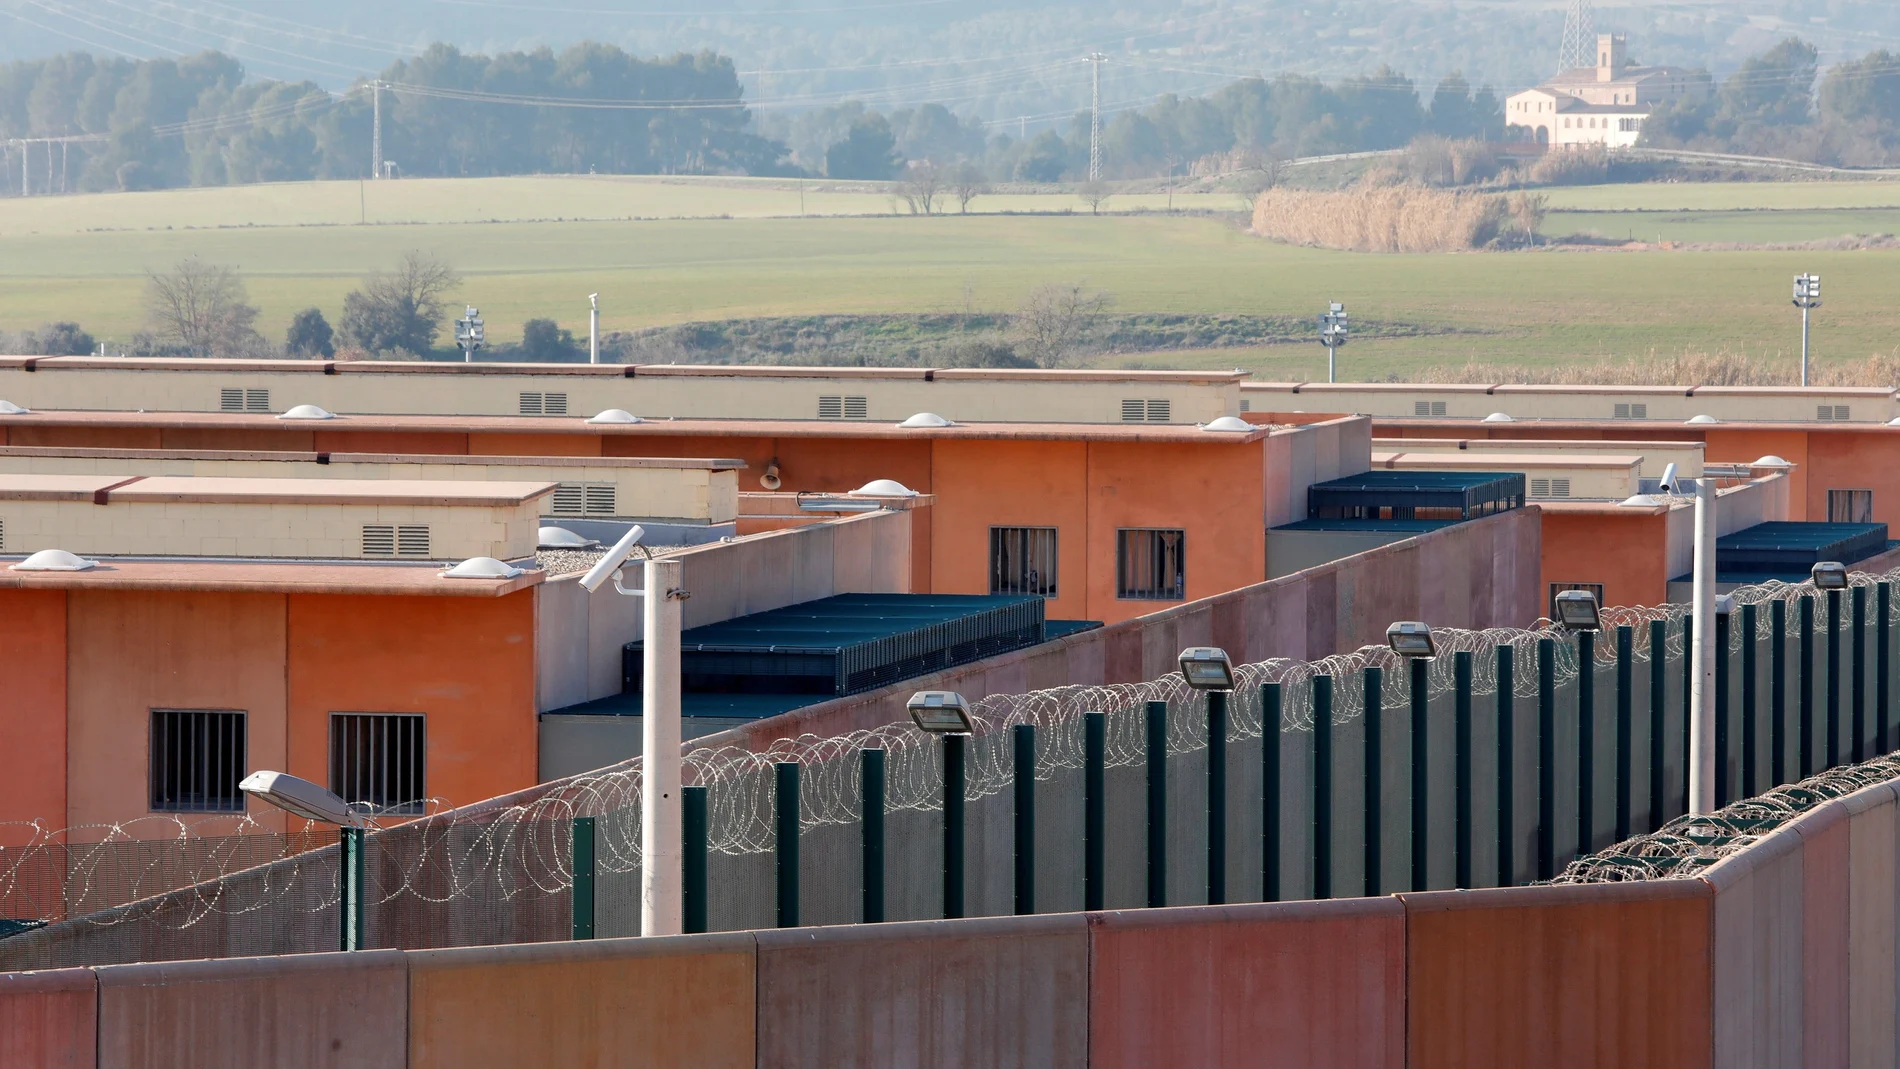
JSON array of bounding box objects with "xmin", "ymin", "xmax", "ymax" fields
[
  {"xmin": 10, "ymin": 767, "xmax": 1899, "ymax": 1069},
  {"xmin": 697, "ymin": 504, "xmax": 1541, "ymax": 753}
]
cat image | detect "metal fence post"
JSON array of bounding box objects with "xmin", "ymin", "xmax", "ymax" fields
[
  {"xmin": 1649, "ymin": 619, "xmax": 1667, "ymax": 833},
  {"xmin": 1496, "ymin": 646, "xmax": 1515, "ymax": 887},
  {"xmin": 1801, "ymin": 595, "xmax": 1815, "ymax": 778},
  {"xmin": 1577, "ymin": 629, "xmax": 1595, "ymax": 858},
  {"xmin": 1614, "ymin": 625, "xmax": 1633, "ymax": 844},
  {"xmin": 1741, "ymin": 603, "xmax": 1758, "ymax": 798},
  {"xmin": 775, "ymin": 761, "xmax": 800, "ymax": 928},
  {"xmin": 1853, "ymin": 584, "xmax": 1868, "ymax": 763},
  {"xmin": 571, "ymin": 816, "xmax": 596, "ymax": 941},
  {"xmin": 1715, "ymin": 609, "xmax": 1730, "ymax": 808},
  {"xmin": 1146, "ymin": 700, "xmax": 1168, "ymax": 909},
  {"xmin": 943, "ymin": 734, "xmax": 965, "ymax": 920},
  {"xmin": 1828, "ymin": 589, "xmax": 1843, "ymax": 769},
  {"xmin": 1681, "ymin": 616, "xmax": 1692, "ymax": 818},
  {"xmin": 1454, "ymin": 651, "xmax": 1473, "ymax": 890},
  {"xmin": 1262, "ymin": 684, "xmax": 1282, "ymax": 903},
  {"xmin": 1410, "ymin": 656, "xmax": 1429, "ymax": 891},
  {"xmin": 1881, "ymin": 583, "xmax": 1893, "ymax": 756},
  {"xmin": 1084, "ymin": 711, "xmax": 1106, "ymax": 912},
  {"xmin": 340, "ymin": 826, "xmax": 364, "ymax": 952},
  {"xmin": 1772, "ymin": 598, "xmax": 1787, "ymax": 786},
  {"xmin": 1314, "ymin": 675, "xmax": 1334, "ymax": 900},
  {"xmin": 1537, "ymin": 637, "xmax": 1556, "ymax": 881},
  {"xmin": 683, "ymin": 787, "xmax": 708, "ymax": 934},
  {"xmin": 1206, "ymin": 691, "xmax": 1227, "ymax": 906},
  {"xmin": 860, "ymin": 750, "xmax": 885, "ymax": 924},
  {"xmin": 1364, "ymin": 666, "xmax": 1383, "ymax": 897},
  {"xmin": 1013, "ymin": 724, "xmax": 1036, "ymax": 916}
]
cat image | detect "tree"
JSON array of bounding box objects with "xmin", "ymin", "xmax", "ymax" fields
[
  {"xmin": 825, "ymin": 115, "xmax": 899, "ymax": 180},
  {"xmin": 34, "ymin": 322, "xmax": 95, "ymax": 355},
  {"xmin": 143, "ymin": 258, "xmax": 262, "ymax": 357},
  {"xmin": 520, "ymin": 318, "xmax": 580, "ymax": 360},
  {"xmin": 951, "ymin": 162, "xmax": 990, "ymax": 213},
  {"xmin": 285, "ymin": 307, "xmax": 335, "ymax": 358},
  {"xmin": 1077, "ymin": 180, "xmax": 1112, "ymax": 214},
  {"xmin": 1819, "ymin": 51, "xmax": 1900, "ymax": 126},
  {"xmin": 1013, "ymin": 130, "xmax": 1069, "ymax": 182},
  {"xmin": 337, "ymin": 252, "xmax": 460, "ymax": 357},
  {"xmin": 898, "ymin": 159, "xmax": 945, "ymax": 214},
  {"xmin": 1012, "ymin": 282, "xmax": 1113, "ymax": 368},
  {"xmin": 1719, "ymin": 38, "xmax": 1819, "ymax": 128}
]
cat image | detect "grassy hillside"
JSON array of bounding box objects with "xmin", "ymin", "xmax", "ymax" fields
[{"xmin": 4, "ymin": 177, "xmax": 1900, "ymax": 382}]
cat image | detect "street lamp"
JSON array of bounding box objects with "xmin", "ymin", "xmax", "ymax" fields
[
  {"xmin": 588, "ymin": 293, "xmax": 600, "ymax": 365},
  {"xmin": 1812, "ymin": 560, "xmax": 1849, "ymax": 591},
  {"xmin": 239, "ymin": 770, "xmax": 369, "ymax": 951},
  {"xmin": 1319, "ymin": 302, "xmax": 1349, "ymax": 384},
  {"xmin": 1178, "ymin": 646, "xmax": 1235, "ymax": 690},
  {"xmin": 908, "ymin": 690, "xmax": 974, "ymax": 919},
  {"xmin": 454, "ymin": 305, "xmax": 485, "ymax": 363},
  {"xmin": 1386, "ymin": 620, "xmax": 1436, "ymax": 658},
  {"xmin": 1553, "ymin": 589, "xmax": 1603, "ymax": 631},
  {"xmin": 1793, "ymin": 274, "xmax": 1822, "ymax": 386}
]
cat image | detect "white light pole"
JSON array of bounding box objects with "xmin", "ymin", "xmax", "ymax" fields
[
  {"xmin": 454, "ymin": 306, "xmax": 485, "ymax": 363},
  {"xmin": 1320, "ymin": 302, "xmax": 1349, "ymax": 383},
  {"xmin": 1793, "ymin": 273, "xmax": 1821, "ymax": 387},
  {"xmin": 1687, "ymin": 473, "xmax": 1717, "ymax": 814},
  {"xmin": 588, "ymin": 293, "xmax": 600, "ymax": 365}
]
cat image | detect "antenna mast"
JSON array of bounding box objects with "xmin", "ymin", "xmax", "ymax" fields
[{"xmin": 1559, "ymin": 0, "xmax": 1595, "ymax": 72}]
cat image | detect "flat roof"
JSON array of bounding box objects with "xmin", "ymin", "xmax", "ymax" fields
[
  {"xmin": 1310, "ymin": 470, "xmax": 1526, "ymax": 493},
  {"xmin": 0, "ymin": 409, "xmax": 1276, "ymax": 443},
  {"xmin": 0, "ymin": 445, "xmax": 745, "ymax": 469},
  {"xmin": 1241, "ymin": 382, "xmax": 1898, "ymax": 399},
  {"xmin": 668, "ymin": 592, "xmax": 1041, "ymax": 651},
  {"xmin": 1373, "ymin": 452, "xmax": 1644, "ymax": 470},
  {"xmin": 0, "ymin": 357, "xmax": 1249, "ymax": 385},
  {"xmin": 1371, "ymin": 438, "xmax": 1704, "ymax": 452},
  {"xmin": 0, "ymin": 473, "xmax": 135, "ymax": 500},
  {"xmin": 1373, "ymin": 417, "xmax": 1900, "ymax": 434},
  {"xmin": 0, "ymin": 557, "xmax": 543, "ymax": 596},
  {"xmin": 1271, "ymin": 518, "xmax": 1460, "ymax": 534},
  {"xmin": 27, "ymin": 475, "xmax": 560, "ymax": 507},
  {"xmin": 1716, "ymin": 522, "xmax": 1888, "ymax": 557}
]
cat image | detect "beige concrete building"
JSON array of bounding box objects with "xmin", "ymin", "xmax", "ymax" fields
[{"xmin": 1505, "ymin": 34, "xmax": 1707, "ymax": 149}]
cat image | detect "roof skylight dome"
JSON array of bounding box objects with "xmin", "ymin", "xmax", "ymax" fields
[
  {"xmin": 586, "ymin": 409, "xmax": 642, "ymax": 424},
  {"xmin": 1199, "ymin": 416, "xmax": 1253, "ymax": 432},
  {"xmin": 278, "ymin": 404, "xmax": 335, "ymax": 420},
  {"xmin": 441, "ymin": 557, "xmax": 525, "ymax": 580},
  {"xmin": 853, "ymin": 479, "xmax": 918, "ymax": 497},
  {"xmin": 1686, "ymin": 414, "xmax": 1720, "ymax": 424},
  {"xmin": 1751, "ymin": 455, "xmax": 1792, "ymax": 468},
  {"xmin": 0, "ymin": 400, "xmax": 29, "ymax": 415},
  {"xmin": 1482, "ymin": 412, "xmax": 1514, "ymax": 423},
  {"xmin": 897, "ymin": 412, "xmax": 953, "ymax": 428},
  {"xmin": 538, "ymin": 526, "xmax": 599, "ymax": 549},
  {"xmin": 11, "ymin": 549, "xmax": 97, "ymax": 572}
]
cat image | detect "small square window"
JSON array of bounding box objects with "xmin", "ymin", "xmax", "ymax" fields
[
  {"xmin": 1829, "ymin": 489, "xmax": 1874, "ymax": 524},
  {"xmin": 1117, "ymin": 529, "xmax": 1186, "ymax": 600},
  {"xmin": 151, "ymin": 709, "xmax": 247, "ymax": 813},
  {"xmin": 330, "ymin": 713, "xmax": 426, "ymax": 816},
  {"xmin": 990, "ymin": 526, "xmax": 1057, "ymax": 597}
]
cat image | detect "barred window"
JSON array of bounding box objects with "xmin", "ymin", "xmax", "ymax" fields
[
  {"xmin": 990, "ymin": 526, "xmax": 1058, "ymax": 597},
  {"xmin": 151, "ymin": 710, "xmax": 247, "ymax": 813},
  {"xmin": 1117, "ymin": 528, "xmax": 1186, "ymax": 600},
  {"xmin": 330, "ymin": 713, "xmax": 427, "ymax": 816},
  {"xmin": 1829, "ymin": 489, "xmax": 1874, "ymax": 524}
]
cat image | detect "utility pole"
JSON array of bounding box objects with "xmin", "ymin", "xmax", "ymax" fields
[
  {"xmin": 1688, "ymin": 474, "xmax": 1716, "ymax": 815},
  {"xmin": 641, "ymin": 556, "xmax": 686, "ymax": 938},
  {"xmin": 1086, "ymin": 54, "xmax": 1107, "ymax": 182},
  {"xmin": 1793, "ymin": 273, "xmax": 1822, "ymax": 387},
  {"xmin": 1320, "ymin": 302, "xmax": 1349, "ymax": 383},
  {"xmin": 588, "ymin": 293, "xmax": 600, "ymax": 365},
  {"xmin": 371, "ymin": 80, "xmax": 384, "ymax": 180},
  {"xmin": 1019, "ymin": 115, "xmax": 1027, "ymax": 140}
]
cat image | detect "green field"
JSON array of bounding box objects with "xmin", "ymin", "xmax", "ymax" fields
[
  {"xmin": 1541, "ymin": 181, "xmax": 1900, "ymax": 212},
  {"xmin": 4, "ymin": 177, "xmax": 1900, "ymax": 381}
]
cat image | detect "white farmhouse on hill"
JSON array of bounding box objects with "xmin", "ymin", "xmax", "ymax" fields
[{"xmin": 1505, "ymin": 34, "xmax": 1708, "ymax": 150}]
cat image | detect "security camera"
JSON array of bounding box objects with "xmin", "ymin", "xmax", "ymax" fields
[
  {"xmin": 1657, "ymin": 463, "xmax": 1680, "ymax": 495},
  {"xmin": 580, "ymin": 524, "xmax": 647, "ymax": 593}
]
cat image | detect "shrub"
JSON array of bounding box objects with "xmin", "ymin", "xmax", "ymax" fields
[
  {"xmin": 520, "ymin": 318, "xmax": 580, "ymax": 361},
  {"xmin": 285, "ymin": 308, "xmax": 335, "ymax": 358}
]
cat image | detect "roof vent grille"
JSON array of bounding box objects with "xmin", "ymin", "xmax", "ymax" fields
[
  {"xmin": 584, "ymin": 484, "xmax": 617, "ymax": 516},
  {"xmin": 520, "ymin": 392, "xmax": 568, "ymax": 416},
  {"xmin": 552, "ymin": 482, "xmax": 617, "ymax": 517},
  {"xmin": 1818, "ymin": 405, "xmax": 1850, "ymax": 421},
  {"xmin": 1414, "ymin": 400, "xmax": 1447, "ymax": 416},
  {"xmin": 1239, "ymin": 400, "xmax": 1251, "ymax": 413},
  {"xmin": 396, "ymin": 526, "xmax": 431, "ymax": 557},
  {"xmin": 362, "ymin": 525, "xmax": 395, "ymax": 556},
  {"xmin": 219, "ymin": 388, "xmax": 269, "ymax": 412},
  {"xmin": 363, "ymin": 524, "xmax": 432, "ymax": 558},
  {"xmin": 1120, "ymin": 399, "xmax": 1146, "ymax": 422},
  {"xmin": 843, "ymin": 396, "xmax": 868, "ymax": 419},
  {"xmin": 818, "ymin": 396, "xmax": 843, "ymax": 419},
  {"xmin": 1613, "ymin": 403, "xmax": 1648, "ymax": 419}
]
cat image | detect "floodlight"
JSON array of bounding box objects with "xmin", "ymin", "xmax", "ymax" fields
[
  {"xmin": 1553, "ymin": 589, "xmax": 1602, "ymax": 631},
  {"xmin": 579, "ymin": 524, "xmax": 647, "ymax": 593},
  {"xmin": 1178, "ymin": 646, "xmax": 1235, "ymax": 691},
  {"xmin": 1386, "ymin": 621, "xmax": 1436, "ymax": 659},
  {"xmin": 1812, "ymin": 561, "xmax": 1849, "ymax": 591},
  {"xmin": 908, "ymin": 691, "xmax": 975, "ymax": 734},
  {"xmin": 239, "ymin": 770, "xmax": 366, "ymax": 828}
]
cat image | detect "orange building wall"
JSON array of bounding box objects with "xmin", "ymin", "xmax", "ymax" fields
[
  {"xmin": 285, "ymin": 591, "xmax": 538, "ymax": 811},
  {"xmin": 0, "ymin": 590, "xmax": 68, "ymax": 842},
  {"xmin": 314, "ymin": 430, "xmax": 470, "ymax": 455},
  {"xmin": 64, "ymin": 590, "xmax": 291, "ymax": 835},
  {"xmin": 1539, "ymin": 510, "xmax": 1671, "ymax": 612},
  {"xmin": 1703, "ymin": 429, "xmax": 1812, "ymax": 518},
  {"xmin": 929, "ymin": 440, "xmax": 1092, "ymax": 619},
  {"xmin": 602, "ymin": 434, "xmax": 934, "ymax": 495},
  {"xmin": 467, "ymin": 433, "xmax": 601, "ymax": 458},
  {"xmin": 6, "ymin": 426, "xmax": 163, "ymax": 449}
]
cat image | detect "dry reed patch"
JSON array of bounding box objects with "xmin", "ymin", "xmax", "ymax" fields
[
  {"xmin": 1401, "ymin": 349, "xmax": 1900, "ymax": 387},
  {"xmin": 1249, "ymin": 185, "xmax": 1507, "ymax": 252}
]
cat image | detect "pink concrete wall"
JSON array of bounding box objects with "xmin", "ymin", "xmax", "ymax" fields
[
  {"xmin": 697, "ymin": 505, "xmax": 1541, "ymax": 754},
  {"xmin": 0, "ymin": 968, "xmax": 95, "ymax": 1069}
]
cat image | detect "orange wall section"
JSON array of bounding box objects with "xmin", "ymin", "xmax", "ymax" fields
[
  {"xmin": 0, "ymin": 590, "xmax": 69, "ymax": 837},
  {"xmin": 928, "ymin": 439, "xmax": 1090, "ymax": 619},
  {"xmin": 467, "ymin": 433, "xmax": 601, "ymax": 458},
  {"xmin": 1540, "ymin": 510, "xmax": 1670, "ymax": 612},
  {"xmin": 286, "ymin": 591, "xmax": 538, "ymax": 813},
  {"xmin": 63, "ymin": 590, "xmax": 290, "ymax": 835}
]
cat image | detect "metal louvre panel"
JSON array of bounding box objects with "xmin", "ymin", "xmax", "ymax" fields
[
  {"xmin": 842, "ymin": 396, "xmax": 868, "ymax": 419},
  {"xmin": 361, "ymin": 524, "xmax": 396, "ymax": 556},
  {"xmin": 0, "ymin": 517, "xmax": 5, "ymax": 549},
  {"xmin": 551, "ymin": 483, "xmax": 586, "ymax": 516},
  {"xmin": 1120, "ymin": 399, "xmax": 1145, "ymax": 422},
  {"xmin": 583, "ymin": 484, "xmax": 617, "ymax": 516},
  {"xmin": 1531, "ymin": 478, "xmax": 1550, "ymax": 497},
  {"xmin": 1146, "ymin": 399, "xmax": 1171, "ymax": 422},
  {"xmin": 817, "ymin": 396, "xmax": 843, "ymax": 418},
  {"xmin": 244, "ymin": 389, "xmax": 269, "ymax": 412},
  {"xmin": 219, "ymin": 388, "xmax": 244, "ymax": 411},
  {"xmin": 542, "ymin": 392, "xmax": 568, "ymax": 416},
  {"xmin": 396, "ymin": 526, "xmax": 430, "ymax": 557},
  {"xmin": 519, "ymin": 392, "xmax": 544, "ymax": 415},
  {"xmin": 1552, "ymin": 478, "xmax": 1571, "ymax": 498}
]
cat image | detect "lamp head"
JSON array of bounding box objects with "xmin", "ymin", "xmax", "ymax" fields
[
  {"xmin": 239, "ymin": 770, "xmax": 365, "ymax": 828},
  {"xmin": 1178, "ymin": 646, "xmax": 1235, "ymax": 691},
  {"xmin": 908, "ymin": 691, "xmax": 975, "ymax": 734},
  {"xmin": 1553, "ymin": 589, "xmax": 1602, "ymax": 632},
  {"xmin": 1386, "ymin": 621, "xmax": 1436, "ymax": 659},
  {"xmin": 1812, "ymin": 561, "xmax": 1849, "ymax": 591}
]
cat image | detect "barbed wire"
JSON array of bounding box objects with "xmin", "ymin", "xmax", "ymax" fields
[{"xmin": 8, "ymin": 565, "xmax": 1900, "ymax": 938}]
